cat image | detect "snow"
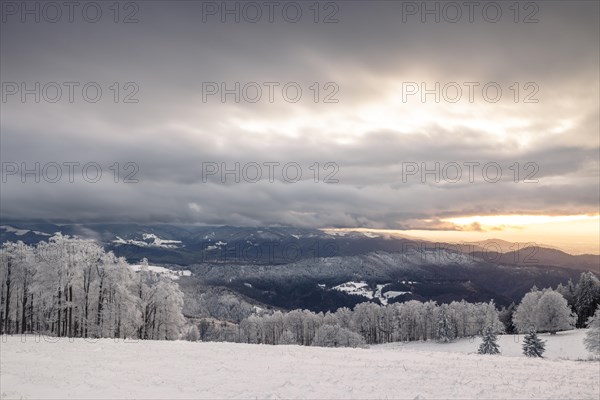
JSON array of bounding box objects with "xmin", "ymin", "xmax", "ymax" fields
[
  {"xmin": 0, "ymin": 225, "xmax": 50, "ymax": 236},
  {"xmin": 112, "ymin": 234, "xmax": 183, "ymax": 249},
  {"xmin": 375, "ymin": 329, "xmax": 594, "ymax": 360},
  {"xmin": 141, "ymin": 233, "xmax": 182, "ymax": 246},
  {"xmin": 333, "ymin": 281, "xmax": 374, "ymax": 299},
  {"xmin": 1, "ymin": 225, "xmax": 30, "ymax": 235},
  {"xmin": 374, "ymin": 285, "xmax": 407, "ymax": 305},
  {"xmin": 129, "ymin": 264, "xmax": 192, "ymax": 280},
  {"xmin": 1, "ymin": 335, "xmax": 598, "ymax": 399},
  {"xmin": 332, "ymin": 281, "xmax": 410, "ymax": 305},
  {"xmin": 383, "ymin": 290, "xmax": 408, "ymax": 298}
]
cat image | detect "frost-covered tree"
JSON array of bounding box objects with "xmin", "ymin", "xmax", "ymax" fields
[
  {"xmin": 583, "ymin": 306, "xmax": 600, "ymax": 357},
  {"xmin": 0, "ymin": 236, "xmax": 185, "ymax": 340},
  {"xmin": 181, "ymin": 287, "xmax": 254, "ymax": 323},
  {"xmin": 334, "ymin": 306, "xmax": 353, "ymax": 330},
  {"xmin": 0, "ymin": 242, "xmax": 35, "ymax": 334},
  {"xmin": 283, "ymin": 309, "xmax": 305, "ymax": 345},
  {"xmin": 351, "ymin": 302, "xmax": 381, "ymax": 344},
  {"xmin": 556, "ymin": 280, "xmax": 575, "ymax": 309},
  {"xmin": 263, "ymin": 311, "xmax": 286, "ymax": 345},
  {"xmin": 233, "ymin": 298, "xmax": 504, "ymax": 347},
  {"xmin": 574, "ymin": 272, "xmax": 600, "ymax": 328},
  {"xmin": 478, "ymin": 326, "xmax": 500, "ymax": 355},
  {"xmin": 302, "ymin": 310, "xmax": 323, "ymax": 346},
  {"xmin": 481, "ymin": 301, "xmax": 505, "ymax": 334},
  {"xmin": 522, "ymin": 331, "xmax": 545, "ymax": 357},
  {"xmin": 312, "ymin": 324, "xmax": 366, "ymax": 348},
  {"xmin": 279, "ymin": 329, "xmax": 297, "ymax": 345},
  {"xmin": 535, "ymin": 290, "xmax": 576, "ymax": 334},
  {"xmin": 436, "ymin": 304, "xmax": 455, "ymax": 343},
  {"xmin": 513, "ymin": 288, "xmax": 543, "ymax": 333},
  {"xmin": 185, "ymin": 324, "xmax": 200, "ymax": 341},
  {"xmin": 422, "ymin": 301, "xmax": 438, "ymax": 340},
  {"xmin": 153, "ymin": 278, "xmax": 187, "ymax": 340},
  {"xmin": 514, "ymin": 288, "xmax": 575, "ymax": 334}
]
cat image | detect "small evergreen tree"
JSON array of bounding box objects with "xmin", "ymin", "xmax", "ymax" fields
[
  {"xmin": 583, "ymin": 306, "xmax": 600, "ymax": 357},
  {"xmin": 575, "ymin": 272, "xmax": 600, "ymax": 327},
  {"xmin": 478, "ymin": 326, "xmax": 500, "ymax": 355},
  {"xmin": 522, "ymin": 331, "xmax": 546, "ymax": 357}
]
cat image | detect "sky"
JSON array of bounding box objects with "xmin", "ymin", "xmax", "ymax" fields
[{"xmin": 1, "ymin": 1, "xmax": 599, "ymax": 254}]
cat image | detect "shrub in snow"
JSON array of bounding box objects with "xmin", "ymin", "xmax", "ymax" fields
[
  {"xmin": 185, "ymin": 325, "xmax": 200, "ymax": 342},
  {"xmin": 311, "ymin": 325, "xmax": 366, "ymax": 348},
  {"xmin": 522, "ymin": 331, "xmax": 545, "ymax": 358},
  {"xmin": 583, "ymin": 306, "xmax": 600, "ymax": 357},
  {"xmin": 478, "ymin": 326, "xmax": 500, "ymax": 355}
]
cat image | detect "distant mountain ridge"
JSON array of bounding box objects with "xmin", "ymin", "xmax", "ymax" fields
[
  {"xmin": 1, "ymin": 223, "xmax": 598, "ymax": 273},
  {"xmin": 1, "ymin": 222, "xmax": 598, "ymax": 313}
]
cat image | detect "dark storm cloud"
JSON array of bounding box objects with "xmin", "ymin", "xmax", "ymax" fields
[{"xmin": 1, "ymin": 0, "xmax": 598, "ymax": 228}]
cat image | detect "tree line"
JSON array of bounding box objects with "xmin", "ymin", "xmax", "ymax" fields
[
  {"xmin": 3, "ymin": 234, "xmax": 598, "ymax": 349},
  {"xmin": 189, "ymin": 275, "xmax": 600, "ymax": 348},
  {"xmin": 499, "ymin": 272, "xmax": 600, "ymax": 334},
  {"xmin": 0, "ymin": 235, "xmax": 186, "ymax": 340},
  {"xmin": 189, "ymin": 299, "xmax": 504, "ymax": 347}
]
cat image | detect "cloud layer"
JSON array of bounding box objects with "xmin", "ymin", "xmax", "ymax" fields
[{"xmin": 1, "ymin": 1, "xmax": 598, "ymax": 231}]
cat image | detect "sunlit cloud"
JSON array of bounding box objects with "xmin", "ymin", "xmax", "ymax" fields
[
  {"xmin": 443, "ymin": 214, "xmax": 600, "ymax": 227},
  {"xmin": 0, "ymin": 1, "xmax": 598, "ymax": 255}
]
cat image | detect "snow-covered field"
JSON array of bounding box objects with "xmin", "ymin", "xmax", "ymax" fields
[
  {"xmin": 375, "ymin": 329, "xmax": 593, "ymax": 360},
  {"xmin": 1, "ymin": 333, "xmax": 598, "ymax": 399}
]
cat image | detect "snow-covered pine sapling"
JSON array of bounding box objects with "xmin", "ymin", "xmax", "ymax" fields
[
  {"xmin": 522, "ymin": 330, "xmax": 546, "ymax": 357},
  {"xmin": 478, "ymin": 326, "xmax": 500, "ymax": 355}
]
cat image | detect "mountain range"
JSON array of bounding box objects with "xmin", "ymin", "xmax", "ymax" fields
[{"xmin": 1, "ymin": 222, "xmax": 598, "ymax": 315}]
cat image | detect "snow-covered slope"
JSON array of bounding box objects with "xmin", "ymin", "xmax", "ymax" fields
[
  {"xmin": 331, "ymin": 281, "xmax": 409, "ymax": 305},
  {"xmin": 129, "ymin": 264, "xmax": 191, "ymax": 280},
  {"xmin": 113, "ymin": 233, "xmax": 183, "ymax": 249},
  {"xmin": 0, "ymin": 225, "xmax": 50, "ymax": 237},
  {"xmin": 1, "ymin": 335, "xmax": 598, "ymax": 399}
]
